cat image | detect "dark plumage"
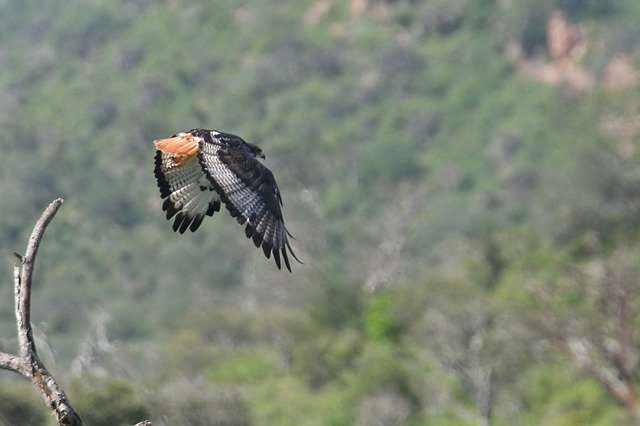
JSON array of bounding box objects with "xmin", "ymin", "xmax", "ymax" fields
[{"xmin": 154, "ymin": 128, "xmax": 301, "ymax": 272}]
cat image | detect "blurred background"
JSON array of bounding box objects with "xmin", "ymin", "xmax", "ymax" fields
[{"xmin": 1, "ymin": 0, "xmax": 640, "ymax": 424}]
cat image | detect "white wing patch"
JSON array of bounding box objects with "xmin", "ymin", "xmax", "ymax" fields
[{"xmin": 154, "ymin": 146, "xmax": 220, "ymax": 233}]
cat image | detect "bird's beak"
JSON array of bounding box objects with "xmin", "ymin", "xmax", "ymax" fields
[{"xmin": 259, "ymin": 152, "xmax": 266, "ymax": 159}]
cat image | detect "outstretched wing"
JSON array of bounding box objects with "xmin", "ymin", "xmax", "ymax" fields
[
  {"xmin": 198, "ymin": 140, "xmax": 301, "ymax": 272},
  {"xmin": 154, "ymin": 134, "xmax": 221, "ymax": 233}
]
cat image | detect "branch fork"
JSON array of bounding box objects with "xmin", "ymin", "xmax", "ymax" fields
[{"xmin": 0, "ymin": 199, "xmax": 83, "ymax": 425}]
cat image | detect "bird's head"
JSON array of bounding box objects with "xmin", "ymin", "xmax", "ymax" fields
[{"xmin": 249, "ymin": 143, "xmax": 265, "ymax": 159}]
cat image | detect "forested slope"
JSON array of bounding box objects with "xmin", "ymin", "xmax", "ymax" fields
[{"xmin": 1, "ymin": 0, "xmax": 640, "ymax": 424}]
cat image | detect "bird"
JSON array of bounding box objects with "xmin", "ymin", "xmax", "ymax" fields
[{"xmin": 153, "ymin": 128, "xmax": 301, "ymax": 272}]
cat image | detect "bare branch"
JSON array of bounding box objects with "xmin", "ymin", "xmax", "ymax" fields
[
  {"xmin": 565, "ymin": 337, "xmax": 637, "ymax": 409},
  {"xmin": 0, "ymin": 352, "xmax": 25, "ymax": 375},
  {"xmin": 0, "ymin": 199, "xmax": 83, "ymax": 425},
  {"xmin": 1, "ymin": 199, "xmax": 153, "ymax": 425},
  {"xmin": 17, "ymin": 198, "xmax": 64, "ymax": 357}
]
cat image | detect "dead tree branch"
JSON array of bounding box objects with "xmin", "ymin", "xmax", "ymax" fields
[{"xmin": 0, "ymin": 199, "xmax": 83, "ymax": 425}]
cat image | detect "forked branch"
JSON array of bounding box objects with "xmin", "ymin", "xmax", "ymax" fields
[{"xmin": 0, "ymin": 199, "xmax": 83, "ymax": 425}]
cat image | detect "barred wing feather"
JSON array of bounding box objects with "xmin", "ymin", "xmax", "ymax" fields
[
  {"xmin": 153, "ymin": 135, "xmax": 220, "ymax": 233},
  {"xmin": 197, "ymin": 141, "xmax": 300, "ymax": 271}
]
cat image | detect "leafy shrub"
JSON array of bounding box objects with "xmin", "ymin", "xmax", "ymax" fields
[
  {"xmin": 0, "ymin": 379, "xmax": 49, "ymax": 425},
  {"xmin": 293, "ymin": 329, "xmax": 363, "ymax": 388},
  {"xmin": 206, "ymin": 348, "xmax": 280, "ymax": 383},
  {"xmin": 150, "ymin": 377, "xmax": 251, "ymax": 426},
  {"xmin": 356, "ymin": 389, "xmax": 412, "ymax": 426},
  {"xmin": 364, "ymin": 293, "xmax": 400, "ymax": 343},
  {"xmin": 68, "ymin": 374, "xmax": 150, "ymax": 426},
  {"xmin": 498, "ymin": 0, "xmax": 554, "ymax": 55},
  {"xmin": 557, "ymin": 0, "xmax": 617, "ymax": 20}
]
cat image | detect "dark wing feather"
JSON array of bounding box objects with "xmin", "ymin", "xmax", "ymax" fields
[
  {"xmin": 197, "ymin": 140, "xmax": 301, "ymax": 272},
  {"xmin": 154, "ymin": 149, "xmax": 220, "ymax": 234}
]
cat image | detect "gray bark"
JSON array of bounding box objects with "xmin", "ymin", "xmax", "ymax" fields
[{"xmin": 0, "ymin": 199, "xmax": 82, "ymax": 425}]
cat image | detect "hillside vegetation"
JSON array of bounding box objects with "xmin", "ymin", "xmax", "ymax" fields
[{"xmin": 1, "ymin": 0, "xmax": 640, "ymax": 424}]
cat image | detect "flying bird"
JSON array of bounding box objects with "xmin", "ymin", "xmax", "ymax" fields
[{"xmin": 153, "ymin": 128, "xmax": 301, "ymax": 272}]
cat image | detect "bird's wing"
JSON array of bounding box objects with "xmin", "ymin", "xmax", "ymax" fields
[
  {"xmin": 154, "ymin": 134, "xmax": 220, "ymax": 233},
  {"xmin": 197, "ymin": 141, "xmax": 301, "ymax": 271}
]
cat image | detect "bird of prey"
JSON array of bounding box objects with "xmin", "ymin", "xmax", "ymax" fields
[{"xmin": 153, "ymin": 128, "xmax": 301, "ymax": 272}]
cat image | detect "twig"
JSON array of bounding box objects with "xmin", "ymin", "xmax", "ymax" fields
[{"xmin": 0, "ymin": 199, "xmax": 83, "ymax": 425}]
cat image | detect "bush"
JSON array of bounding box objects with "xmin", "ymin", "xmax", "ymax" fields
[
  {"xmin": 150, "ymin": 377, "xmax": 251, "ymax": 426},
  {"xmin": 293, "ymin": 329, "xmax": 363, "ymax": 388},
  {"xmin": 0, "ymin": 379, "xmax": 49, "ymax": 425},
  {"xmin": 364, "ymin": 293, "xmax": 400, "ymax": 343},
  {"xmin": 68, "ymin": 374, "xmax": 150, "ymax": 426},
  {"xmin": 498, "ymin": 0, "xmax": 554, "ymax": 55}
]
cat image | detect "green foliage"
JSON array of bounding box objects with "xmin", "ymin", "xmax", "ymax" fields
[
  {"xmin": 346, "ymin": 344, "xmax": 418, "ymax": 406},
  {"xmin": 206, "ymin": 348, "xmax": 280, "ymax": 383},
  {"xmin": 519, "ymin": 365, "xmax": 626, "ymax": 425},
  {"xmin": 293, "ymin": 329, "xmax": 363, "ymax": 389},
  {"xmin": 497, "ymin": 0, "xmax": 555, "ymax": 55},
  {"xmin": 307, "ymin": 273, "xmax": 363, "ymax": 330},
  {"xmin": 364, "ymin": 293, "xmax": 400, "ymax": 343},
  {"xmin": 0, "ymin": 379, "xmax": 49, "ymax": 425},
  {"xmin": 558, "ymin": 0, "xmax": 618, "ymax": 20},
  {"xmin": 151, "ymin": 378, "xmax": 251, "ymax": 426},
  {"xmin": 68, "ymin": 374, "xmax": 149, "ymax": 426},
  {"xmin": 249, "ymin": 376, "xmax": 357, "ymax": 425}
]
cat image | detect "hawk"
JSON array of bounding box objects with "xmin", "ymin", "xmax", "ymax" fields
[{"xmin": 154, "ymin": 128, "xmax": 301, "ymax": 272}]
